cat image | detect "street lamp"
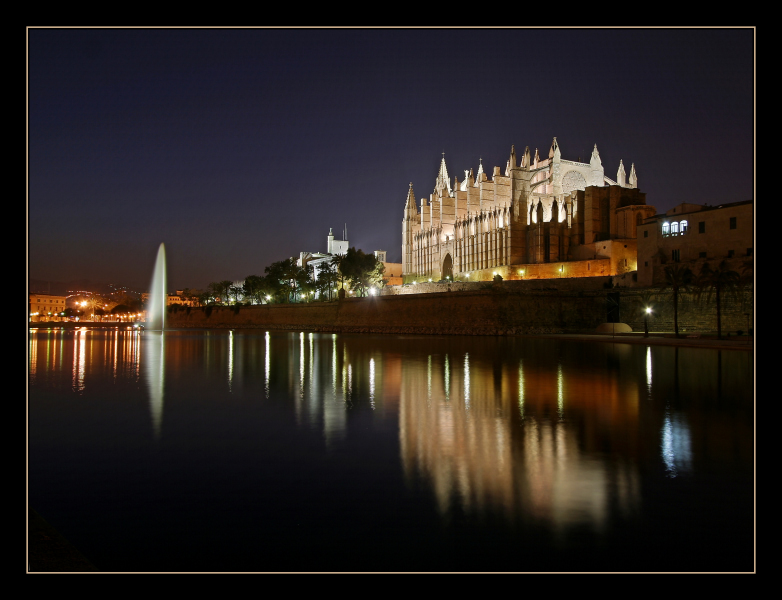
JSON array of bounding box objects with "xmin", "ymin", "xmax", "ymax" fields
[{"xmin": 644, "ymin": 306, "xmax": 652, "ymax": 338}]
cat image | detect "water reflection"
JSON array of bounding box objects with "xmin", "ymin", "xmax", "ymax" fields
[
  {"xmin": 29, "ymin": 329, "xmax": 754, "ymax": 547},
  {"xmin": 661, "ymin": 411, "xmax": 693, "ymax": 477},
  {"xmin": 143, "ymin": 331, "xmax": 165, "ymax": 439},
  {"xmin": 398, "ymin": 344, "xmax": 643, "ymax": 531}
]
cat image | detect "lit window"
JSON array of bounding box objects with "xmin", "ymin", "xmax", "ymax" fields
[
  {"xmin": 671, "ymin": 221, "xmax": 679, "ymax": 235},
  {"xmin": 662, "ymin": 222, "xmax": 670, "ymax": 236},
  {"xmin": 680, "ymin": 220, "xmax": 688, "ymax": 234}
]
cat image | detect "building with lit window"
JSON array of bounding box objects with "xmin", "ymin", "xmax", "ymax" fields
[
  {"xmin": 402, "ymin": 138, "xmax": 656, "ymax": 283},
  {"xmin": 636, "ymin": 200, "xmax": 754, "ymax": 286},
  {"xmin": 29, "ymin": 293, "xmax": 67, "ymax": 321}
]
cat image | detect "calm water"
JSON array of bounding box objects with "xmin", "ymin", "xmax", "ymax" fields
[{"xmin": 28, "ymin": 328, "xmax": 754, "ymax": 572}]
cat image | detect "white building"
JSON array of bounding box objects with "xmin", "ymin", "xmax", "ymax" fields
[{"xmin": 298, "ymin": 227, "xmax": 349, "ymax": 281}]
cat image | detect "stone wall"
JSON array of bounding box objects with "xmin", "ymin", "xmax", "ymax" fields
[
  {"xmin": 167, "ymin": 284, "xmax": 754, "ymax": 336},
  {"xmin": 168, "ymin": 289, "xmax": 608, "ymax": 335},
  {"xmin": 619, "ymin": 287, "xmax": 754, "ymax": 335},
  {"xmin": 384, "ymin": 276, "xmax": 613, "ymax": 296}
]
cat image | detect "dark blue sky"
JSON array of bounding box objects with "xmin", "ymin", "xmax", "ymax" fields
[{"xmin": 28, "ymin": 28, "xmax": 754, "ymax": 291}]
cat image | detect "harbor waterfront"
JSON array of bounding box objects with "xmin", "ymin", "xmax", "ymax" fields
[{"xmin": 28, "ymin": 327, "xmax": 754, "ymax": 572}]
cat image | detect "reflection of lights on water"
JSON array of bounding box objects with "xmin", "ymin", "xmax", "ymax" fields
[
  {"xmin": 427, "ymin": 355, "xmax": 432, "ymax": 405},
  {"xmin": 265, "ymin": 331, "xmax": 270, "ymax": 398},
  {"xmin": 144, "ymin": 331, "xmax": 165, "ymax": 440},
  {"xmin": 557, "ymin": 364, "xmax": 564, "ymax": 420},
  {"xmin": 72, "ymin": 330, "xmax": 86, "ymax": 393},
  {"xmin": 369, "ymin": 358, "xmax": 375, "ymax": 409},
  {"xmin": 300, "ymin": 332, "xmax": 305, "ymax": 394},
  {"xmin": 228, "ymin": 330, "xmax": 234, "ymax": 392},
  {"xmin": 332, "ymin": 334, "xmax": 337, "ymax": 396},
  {"xmin": 661, "ymin": 412, "xmax": 693, "ymax": 477},
  {"xmin": 646, "ymin": 346, "xmax": 653, "ymax": 394},
  {"xmin": 518, "ymin": 360, "xmax": 524, "ymax": 419},
  {"xmin": 444, "ymin": 354, "xmax": 450, "ymax": 400},
  {"xmin": 464, "ymin": 353, "xmax": 470, "ymax": 408}
]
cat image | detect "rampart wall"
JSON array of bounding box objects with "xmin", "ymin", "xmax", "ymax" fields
[{"xmin": 167, "ymin": 283, "xmax": 754, "ymax": 336}]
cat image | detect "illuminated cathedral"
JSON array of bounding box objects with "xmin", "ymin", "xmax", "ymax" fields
[{"xmin": 402, "ymin": 138, "xmax": 656, "ymax": 282}]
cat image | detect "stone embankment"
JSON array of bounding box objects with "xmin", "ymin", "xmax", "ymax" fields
[{"xmin": 166, "ymin": 283, "xmax": 754, "ymax": 337}]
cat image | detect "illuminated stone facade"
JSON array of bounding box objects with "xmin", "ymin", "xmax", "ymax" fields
[
  {"xmin": 402, "ymin": 139, "xmax": 656, "ymax": 282},
  {"xmin": 637, "ymin": 200, "xmax": 754, "ymax": 286},
  {"xmin": 29, "ymin": 293, "xmax": 67, "ymax": 321}
]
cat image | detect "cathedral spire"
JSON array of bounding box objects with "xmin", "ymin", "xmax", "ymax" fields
[
  {"xmin": 590, "ymin": 144, "xmax": 602, "ymax": 168},
  {"xmin": 629, "ymin": 163, "xmax": 638, "ymax": 189},
  {"xmin": 522, "ymin": 146, "xmax": 530, "ymax": 169},
  {"xmin": 590, "ymin": 144, "xmax": 604, "ymax": 186},
  {"xmin": 434, "ymin": 154, "xmax": 452, "ymax": 196},
  {"xmin": 549, "ymin": 137, "xmax": 560, "ymax": 160},
  {"xmin": 406, "ymin": 182, "xmax": 416, "ymax": 208},
  {"xmin": 617, "ymin": 160, "xmax": 626, "ymax": 187},
  {"xmin": 510, "ymin": 145, "xmax": 517, "ymax": 170},
  {"xmin": 533, "ymin": 148, "xmax": 539, "ymax": 168}
]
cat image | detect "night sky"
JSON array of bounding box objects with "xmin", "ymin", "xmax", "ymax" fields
[{"xmin": 28, "ymin": 28, "xmax": 754, "ymax": 292}]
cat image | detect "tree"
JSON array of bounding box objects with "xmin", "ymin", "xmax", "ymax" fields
[
  {"xmin": 316, "ymin": 260, "xmax": 339, "ymax": 301},
  {"xmin": 207, "ymin": 281, "xmax": 233, "ymax": 304},
  {"xmin": 265, "ymin": 258, "xmax": 298, "ymax": 303},
  {"xmin": 697, "ymin": 260, "xmax": 740, "ymax": 339},
  {"xmin": 339, "ymin": 247, "xmax": 383, "ymax": 297},
  {"xmin": 243, "ymin": 275, "xmax": 270, "ymax": 305},
  {"xmin": 661, "ymin": 264, "xmax": 694, "ymax": 338},
  {"xmin": 330, "ymin": 254, "xmax": 348, "ymax": 294},
  {"xmin": 295, "ymin": 264, "xmax": 315, "ymax": 302},
  {"xmin": 111, "ymin": 304, "xmax": 133, "ymax": 321},
  {"xmin": 227, "ymin": 284, "xmax": 243, "ymax": 304}
]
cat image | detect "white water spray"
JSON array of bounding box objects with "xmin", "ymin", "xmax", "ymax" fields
[{"xmin": 147, "ymin": 243, "xmax": 167, "ymax": 330}]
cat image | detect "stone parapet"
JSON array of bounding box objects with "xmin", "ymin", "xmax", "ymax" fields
[{"xmin": 166, "ymin": 283, "xmax": 754, "ymax": 337}]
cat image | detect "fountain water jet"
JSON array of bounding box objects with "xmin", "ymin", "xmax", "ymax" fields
[
  {"xmin": 147, "ymin": 243, "xmax": 167, "ymax": 330},
  {"xmin": 144, "ymin": 243, "xmax": 167, "ymax": 438}
]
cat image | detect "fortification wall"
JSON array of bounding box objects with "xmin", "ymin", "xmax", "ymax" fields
[
  {"xmin": 385, "ymin": 276, "xmax": 613, "ymax": 296},
  {"xmin": 167, "ymin": 283, "xmax": 754, "ymax": 336},
  {"xmin": 168, "ymin": 289, "xmax": 609, "ymax": 335}
]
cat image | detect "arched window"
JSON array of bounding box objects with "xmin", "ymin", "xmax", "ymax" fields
[
  {"xmin": 680, "ymin": 220, "xmax": 688, "ymax": 234},
  {"xmin": 671, "ymin": 221, "xmax": 679, "ymax": 235},
  {"xmin": 662, "ymin": 222, "xmax": 670, "ymax": 236}
]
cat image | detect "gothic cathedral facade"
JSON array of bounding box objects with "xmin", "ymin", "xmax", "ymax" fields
[{"xmin": 402, "ymin": 138, "xmax": 657, "ymax": 282}]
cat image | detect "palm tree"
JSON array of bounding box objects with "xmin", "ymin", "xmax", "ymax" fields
[
  {"xmin": 662, "ymin": 264, "xmax": 694, "ymax": 338},
  {"xmin": 697, "ymin": 260, "xmax": 740, "ymax": 339}
]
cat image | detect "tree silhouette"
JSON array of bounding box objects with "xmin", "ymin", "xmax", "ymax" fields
[
  {"xmin": 697, "ymin": 260, "xmax": 740, "ymax": 339},
  {"xmin": 662, "ymin": 264, "xmax": 694, "ymax": 338},
  {"xmin": 339, "ymin": 247, "xmax": 384, "ymax": 297}
]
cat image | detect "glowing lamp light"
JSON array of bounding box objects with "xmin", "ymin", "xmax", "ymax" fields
[
  {"xmin": 646, "ymin": 307, "xmax": 652, "ymax": 314},
  {"xmin": 428, "ymin": 278, "xmax": 432, "ymax": 282}
]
